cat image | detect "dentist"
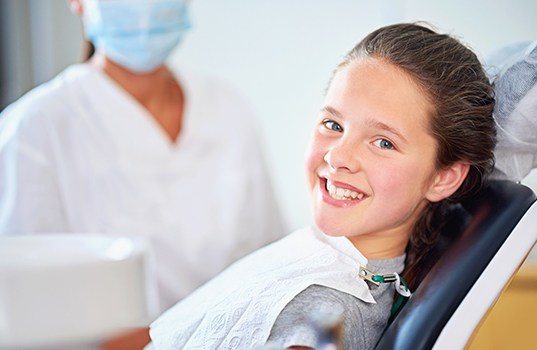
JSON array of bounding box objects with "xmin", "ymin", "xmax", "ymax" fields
[{"xmin": 0, "ymin": 0, "xmax": 285, "ymax": 317}]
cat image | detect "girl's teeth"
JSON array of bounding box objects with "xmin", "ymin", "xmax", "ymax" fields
[{"xmin": 326, "ymin": 180, "xmax": 364, "ymax": 200}]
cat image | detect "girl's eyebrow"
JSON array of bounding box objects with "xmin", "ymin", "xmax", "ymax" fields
[
  {"xmin": 365, "ymin": 119, "xmax": 408, "ymax": 144},
  {"xmin": 321, "ymin": 105, "xmax": 408, "ymax": 144},
  {"xmin": 321, "ymin": 106, "xmax": 343, "ymax": 119}
]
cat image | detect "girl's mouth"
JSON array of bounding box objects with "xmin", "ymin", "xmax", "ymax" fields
[{"xmin": 319, "ymin": 177, "xmax": 368, "ymax": 207}]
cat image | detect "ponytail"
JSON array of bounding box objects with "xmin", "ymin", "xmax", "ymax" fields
[{"xmin": 403, "ymin": 201, "xmax": 449, "ymax": 290}]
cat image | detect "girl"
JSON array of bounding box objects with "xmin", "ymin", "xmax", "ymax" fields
[{"xmin": 148, "ymin": 23, "xmax": 496, "ymax": 349}]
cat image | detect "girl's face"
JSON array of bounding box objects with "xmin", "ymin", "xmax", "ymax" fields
[{"xmin": 306, "ymin": 59, "xmax": 441, "ymax": 249}]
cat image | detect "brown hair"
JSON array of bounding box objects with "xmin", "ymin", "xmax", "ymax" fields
[
  {"xmin": 82, "ymin": 40, "xmax": 95, "ymax": 61},
  {"xmin": 335, "ymin": 23, "xmax": 496, "ymax": 290}
]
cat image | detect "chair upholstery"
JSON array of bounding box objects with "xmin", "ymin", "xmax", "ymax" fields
[{"xmin": 375, "ymin": 180, "xmax": 537, "ymax": 350}]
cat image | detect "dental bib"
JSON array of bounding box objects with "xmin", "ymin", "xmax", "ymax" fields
[{"xmin": 149, "ymin": 227, "xmax": 375, "ymax": 349}]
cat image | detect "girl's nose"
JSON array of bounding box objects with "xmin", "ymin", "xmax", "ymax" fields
[{"xmin": 323, "ymin": 142, "xmax": 361, "ymax": 173}]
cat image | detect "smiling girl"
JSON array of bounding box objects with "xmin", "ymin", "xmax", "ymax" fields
[{"xmin": 147, "ymin": 23, "xmax": 496, "ymax": 349}]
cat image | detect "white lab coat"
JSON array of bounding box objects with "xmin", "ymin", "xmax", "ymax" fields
[{"xmin": 0, "ymin": 64, "xmax": 285, "ymax": 312}]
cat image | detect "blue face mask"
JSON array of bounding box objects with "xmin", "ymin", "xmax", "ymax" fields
[{"xmin": 83, "ymin": 0, "xmax": 191, "ymax": 73}]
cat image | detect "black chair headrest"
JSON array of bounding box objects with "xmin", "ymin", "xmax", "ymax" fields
[{"xmin": 376, "ymin": 180, "xmax": 536, "ymax": 350}]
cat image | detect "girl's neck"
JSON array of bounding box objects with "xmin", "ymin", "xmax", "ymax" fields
[
  {"xmin": 347, "ymin": 232, "xmax": 409, "ymax": 260},
  {"xmin": 346, "ymin": 198, "xmax": 428, "ymax": 260}
]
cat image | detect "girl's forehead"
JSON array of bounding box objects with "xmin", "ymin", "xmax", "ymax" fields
[{"xmin": 325, "ymin": 59, "xmax": 434, "ymax": 134}]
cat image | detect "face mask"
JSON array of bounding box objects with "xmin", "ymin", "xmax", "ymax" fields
[{"xmin": 82, "ymin": 0, "xmax": 191, "ymax": 73}]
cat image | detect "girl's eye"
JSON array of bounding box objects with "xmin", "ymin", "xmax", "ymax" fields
[
  {"xmin": 322, "ymin": 119, "xmax": 343, "ymax": 132},
  {"xmin": 373, "ymin": 138, "xmax": 395, "ymax": 150}
]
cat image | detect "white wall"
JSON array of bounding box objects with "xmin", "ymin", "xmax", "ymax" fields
[
  {"xmin": 27, "ymin": 0, "xmax": 83, "ymax": 86},
  {"xmin": 1, "ymin": 0, "xmax": 33, "ymax": 107},
  {"xmin": 170, "ymin": 0, "xmax": 537, "ymax": 229},
  {"xmin": 0, "ymin": 0, "xmax": 83, "ymax": 108}
]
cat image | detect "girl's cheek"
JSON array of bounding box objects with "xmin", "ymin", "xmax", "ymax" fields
[
  {"xmin": 373, "ymin": 160, "xmax": 426, "ymax": 198},
  {"xmin": 372, "ymin": 163, "xmax": 408, "ymax": 191},
  {"xmin": 305, "ymin": 134, "xmax": 327, "ymax": 184},
  {"xmin": 305, "ymin": 133, "xmax": 322, "ymax": 163}
]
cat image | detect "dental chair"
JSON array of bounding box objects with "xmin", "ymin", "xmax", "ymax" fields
[{"xmin": 375, "ymin": 180, "xmax": 537, "ymax": 350}]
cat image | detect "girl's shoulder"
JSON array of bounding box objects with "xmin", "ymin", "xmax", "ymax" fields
[
  {"xmin": 268, "ymin": 282, "xmax": 395, "ymax": 349},
  {"xmin": 267, "ymin": 254, "xmax": 406, "ymax": 348}
]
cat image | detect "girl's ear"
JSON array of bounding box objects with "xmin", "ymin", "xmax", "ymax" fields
[{"xmin": 426, "ymin": 162, "xmax": 470, "ymax": 202}]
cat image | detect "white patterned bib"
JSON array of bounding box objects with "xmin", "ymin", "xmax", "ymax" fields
[{"xmin": 149, "ymin": 227, "xmax": 375, "ymax": 349}]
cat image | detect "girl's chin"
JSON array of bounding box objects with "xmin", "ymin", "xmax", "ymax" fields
[{"xmin": 314, "ymin": 220, "xmax": 350, "ymax": 237}]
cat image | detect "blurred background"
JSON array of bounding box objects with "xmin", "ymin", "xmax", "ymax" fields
[{"xmin": 0, "ymin": 1, "xmax": 536, "ymax": 348}]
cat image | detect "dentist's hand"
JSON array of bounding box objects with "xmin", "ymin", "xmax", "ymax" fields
[{"xmin": 101, "ymin": 327, "xmax": 150, "ymax": 350}]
